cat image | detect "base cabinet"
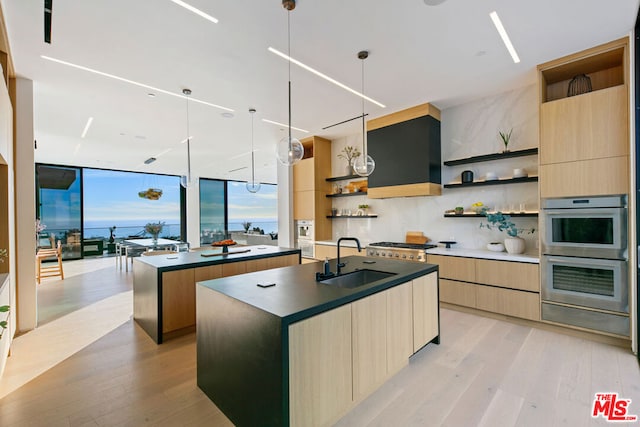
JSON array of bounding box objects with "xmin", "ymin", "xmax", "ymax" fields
[
  {"xmin": 428, "ymin": 254, "xmax": 540, "ymax": 321},
  {"xmin": 289, "ymin": 274, "xmax": 437, "ymax": 427}
]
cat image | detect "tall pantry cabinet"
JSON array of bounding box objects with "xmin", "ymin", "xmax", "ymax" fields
[{"xmin": 538, "ymin": 37, "xmax": 630, "ymax": 198}]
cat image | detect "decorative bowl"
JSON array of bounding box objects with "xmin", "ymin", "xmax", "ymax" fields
[{"xmin": 486, "ymin": 242, "xmax": 505, "ymax": 252}]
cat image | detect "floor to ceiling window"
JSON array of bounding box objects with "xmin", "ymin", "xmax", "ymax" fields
[
  {"xmin": 199, "ymin": 179, "xmax": 278, "ymax": 244},
  {"xmin": 36, "ymin": 164, "xmax": 183, "ymax": 259},
  {"xmin": 36, "ymin": 165, "xmax": 82, "ymax": 260},
  {"xmin": 83, "ymin": 169, "xmax": 181, "ymax": 241}
]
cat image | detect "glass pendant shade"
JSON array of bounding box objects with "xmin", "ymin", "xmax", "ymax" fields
[
  {"xmin": 353, "ymin": 153, "xmax": 375, "ymax": 176},
  {"xmin": 246, "ymin": 181, "xmax": 261, "ymax": 193},
  {"xmin": 181, "ymin": 88, "xmax": 193, "ymax": 189},
  {"xmin": 276, "ymin": 135, "xmax": 304, "ymax": 166}
]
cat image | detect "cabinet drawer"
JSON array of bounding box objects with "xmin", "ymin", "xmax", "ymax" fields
[
  {"xmin": 427, "ymin": 255, "xmax": 475, "ymax": 282},
  {"xmin": 439, "ymin": 279, "xmax": 476, "ymax": 308},
  {"xmin": 475, "ymin": 259, "xmax": 539, "ymax": 292},
  {"xmin": 476, "ymin": 286, "xmax": 540, "ymax": 321}
]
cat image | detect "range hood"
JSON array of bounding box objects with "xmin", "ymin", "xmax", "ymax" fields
[{"xmin": 366, "ymin": 103, "xmax": 441, "ymax": 198}]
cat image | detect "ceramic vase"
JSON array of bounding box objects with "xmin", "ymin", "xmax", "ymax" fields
[
  {"xmin": 504, "ymin": 236, "xmax": 525, "ymax": 254},
  {"xmin": 345, "ymin": 163, "xmax": 353, "ymax": 176},
  {"xmin": 486, "ymin": 242, "xmax": 505, "ymax": 252}
]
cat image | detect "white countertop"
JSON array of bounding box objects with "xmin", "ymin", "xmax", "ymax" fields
[{"xmin": 426, "ymin": 247, "xmax": 539, "ymax": 263}]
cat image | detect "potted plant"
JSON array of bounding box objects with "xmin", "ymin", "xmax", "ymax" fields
[
  {"xmin": 358, "ymin": 204, "xmax": 370, "ymax": 215},
  {"xmin": 242, "ymin": 221, "xmax": 252, "ymax": 233},
  {"xmin": 107, "ymin": 226, "xmax": 117, "ymax": 254},
  {"xmin": 337, "ymin": 146, "xmax": 361, "ymax": 176},
  {"xmin": 454, "ymin": 206, "xmax": 464, "ymax": 215},
  {"xmin": 499, "ymin": 128, "xmax": 512, "ymax": 153},
  {"xmin": 479, "ymin": 210, "xmax": 535, "ymax": 254}
]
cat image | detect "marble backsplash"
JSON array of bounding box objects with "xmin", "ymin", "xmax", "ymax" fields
[{"xmin": 328, "ymin": 84, "xmax": 539, "ymax": 251}]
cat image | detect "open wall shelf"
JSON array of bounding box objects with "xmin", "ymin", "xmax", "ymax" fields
[
  {"xmin": 444, "ymin": 212, "xmax": 538, "ymax": 218},
  {"xmin": 443, "ymin": 148, "xmax": 538, "ymax": 166},
  {"xmin": 443, "ymin": 176, "xmax": 538, "ymax": 188},
  {"xmin": 326, "ymin": 192, "xmax": 367, "ymax": 198}
]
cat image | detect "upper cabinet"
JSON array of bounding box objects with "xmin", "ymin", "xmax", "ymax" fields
[
  {"xmin": 292, "ymin": 136, "xmax": 333, "ymax": 240},
  {"xmin": 366, "ymin": 103, "xmax": 441, "ymax": 198},
  {"xmin": 538, "ymin": 37, "xmax": 630, "ymax": 198}
]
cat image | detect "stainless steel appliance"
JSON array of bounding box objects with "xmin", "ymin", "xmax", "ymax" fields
[
  {"xmin": 540, "ymin": 195, "xmax": 629, "ymax": 336},
  {"xmin": 541, "ymin": 195, "xmax": 627, "ymax": 259},
  {"xmin": 367, "ymin": 242, "xmax": 437, "ymax": 263},
  {"xmin": 295, "ymin": 220, "xmax": 314, "ymax": 258}
]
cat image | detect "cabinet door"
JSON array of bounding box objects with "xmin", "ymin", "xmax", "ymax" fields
[
  {"xmin": 439, "ymin": 279, "xmax": 476, "ymax": 308},
  {"xmin": 293, "ymin": 190, "xmax": 315, "ymax": 220},
  {"xmin": 314, "ymin": 244, "xmax": 336, "ymax": 260},
  {"xmin": 426, "ymin": 255, "xmax": 475, "ymax": 282},
  {"xmin": 352, "ymin": 291, "xmax": 387, "ymax": 401},
  {"xmin": 476, "ymin": 286, "xmax": 540, "ymax": 321},
  {"xmin": 412, "ymin": 273, "xmax": 439, "ymax": 353},
  {"xmin": 539, "ymin": 156, "xmax": 629, "ymax": 198},
  {"xmin": 293, "ymin": 158, "xmax": 315, "ymax": 192},
  {"xmin": 540, "ymin": 86, "xmax": 628, "ymax": 165},
  {"xmin": 267, "ymin": 253, "xmax": 299, "ymax": 269},
  {"xmin": 289, "ymin": 304, "xmax": 352, "ymax": 427},
  {"xmin": 386, "ymin": 282, "xmax": 413, "ymax": 375},
  {"xmin": 475, "ymin": 259, "xmax": 539, "ymax": 292},
  {"xmin": 162, "ymin": 269, "xmax": 195, "ymax": 333},
  {"xmin": 222, "ymin": 261, "xmax": 247, "ymax": 277},
  {"xmin": 194, "ymin": 264, "xmax": 222, "ymax": 283}
]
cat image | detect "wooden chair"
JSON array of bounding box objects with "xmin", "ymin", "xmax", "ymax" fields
[{"xmin": 36, "ymin": 240, "xmax": 64, "ymax": 284}]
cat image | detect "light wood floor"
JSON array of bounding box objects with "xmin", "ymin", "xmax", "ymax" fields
[{"xmin": 0, "ymin": 258, "xmax": 638, "ymax": 426}]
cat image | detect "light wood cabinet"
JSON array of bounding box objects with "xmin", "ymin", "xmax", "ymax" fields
[
  {"xmin": 289, "ymin": 274, "xmax": 437, "ymax": 426},
  {"xmin": 292, "ymin": 136, "xmax": 332, "ymax": 240},
  {"xmin": 162, "ymin": 269, "xmax": 196, "ymax": 333},
  {"xmin": 427, "ymin": 254, "xmax": 475, "ymax": 282},
  {"xmin": 412, "ymin": 273, "xmax": 439, "ymax": 352},
  {"xmin": 289, "ymin": 304, "xmax": 352, "ymax": 427},
  {"xmin": 386, "ymin": 282, "xmax": 413, "ymax": 374},
  {"xmin": 475, "ymin": 258, "xmax": 539, "ymax": 292},
  {"xmin": 538, "ymin": 37, "xmax": 629, "ymax": 198},
  {"xmin": 427, "ymin": 254, "xmax": 540, "ymax": 321},
  {"xmin": 352, "ymin": 291, "xmax": 387, "ymax": 400},
  {"xmin": 314, "ymin": 244, "xmax": 362, "ymax": 260}
]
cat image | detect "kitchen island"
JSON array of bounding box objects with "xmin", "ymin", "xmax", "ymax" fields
[
  {"xmin": 196, "ymin": 256, "xmax": 439, "ymax": 427},
  {"xmin": 133, "ymin": 245, "xmax": 300, "ymax": 343}
]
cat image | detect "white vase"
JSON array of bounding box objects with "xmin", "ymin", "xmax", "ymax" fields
[
  {"xmin": 345, "ymin": 163, "xmax": 353, "ymax": 176},
  {"xmin": 504, "ymin": 236, "xmax": 525, "ymax": 254}
]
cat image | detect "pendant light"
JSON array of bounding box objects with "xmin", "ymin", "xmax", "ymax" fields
[
  {"xmin": 352, "ymin": 51, "xmax": 376, "ymax": 177},
  {"xmin": 275, "ymin": 0, "xmax": 304, "ymax": 166},
  {"xmin": 246, "ymin": 108, "xmax": 261, "ymax": 193},
  {"xmin": 180, "ymin": 88, "xmax": 193, "ymax": 188}
]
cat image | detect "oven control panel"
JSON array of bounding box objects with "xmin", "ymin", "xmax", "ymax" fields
[{"xmin": 366, "ymin": 248, "xmax": 425, "ymax": 262}]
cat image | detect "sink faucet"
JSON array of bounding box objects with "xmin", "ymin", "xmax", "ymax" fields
[{"xmin": 337, "ymin": 237, "xmax": 361, "ymax": 275}]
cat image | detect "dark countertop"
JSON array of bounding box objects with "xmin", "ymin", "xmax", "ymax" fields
[
  {"xmin": 198, "ymin": 256, "xmax": 438, "ymax": 324},
  {"xmin": 133, "ymin": 245, "xmax": 300, "ymax": 273}
]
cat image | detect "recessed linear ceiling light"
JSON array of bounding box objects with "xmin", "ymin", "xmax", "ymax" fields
[
  {"xmin": 81, "ymin": 117, "xmax": 93, "ymax": 138},
  {"xmin": 169, "ymin": 0, "xmax": 218, "ymax": 24},
  {"xmin": 144, "ymin": 157, "xmax": 157, "ymax": 164},
  {"xmin": 489, "ymin": 11, "xmax": 520, "ymax": 64},
  {"xmin": 261, "ymin": 118, "xmax": 309, "ymax": 133},
  {"xmin": 267, "ymin": 47, "xmax": 386, "ymax": 108},
  {"xmin": 40, "ymin": 55, "xmax": 234, "ymax": 112}
]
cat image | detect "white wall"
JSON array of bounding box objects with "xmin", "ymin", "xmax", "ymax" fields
[
  {"xmin": 13, "ymin": 78, "xmax": 36, "ymax": 331},
  {"xmin": 329, "ymin": 85, "xmax": 539, "ymax": 252}
]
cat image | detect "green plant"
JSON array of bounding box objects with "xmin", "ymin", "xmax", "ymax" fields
[
  {"xmin": 144, "ymin": 221, "xmax": 164, "ymax": 235},
  {"xmin": 479, "ymin": 209, "xmax": 535, "ymax": 237},
  {"xmin": 337, "ymin": 146, "xmax": 361, "ymax": 165},
  {"xmin": 358, "ymin": 204, "xmax": 369, "ymax": 209},
  {"xmin": 0, "ymin": 305, "xmax": 9, "ymax": 340},
  {"xmin": 242, "ymin": 221, "xmax": 252, "ymax": 232},
  {"xmin": 0, "ymin": 249, "xmax": 6, "ymax": 263},
  {"xmin": 499, "ymin": 128, "xmax": 512, "ymax": 150}
]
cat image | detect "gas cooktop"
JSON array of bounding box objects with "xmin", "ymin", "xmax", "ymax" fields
[{"xmin": 369, "ymin": 241, "xmax": 438, "ymax": 250}]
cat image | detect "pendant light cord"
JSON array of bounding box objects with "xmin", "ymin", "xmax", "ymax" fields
[
  {"xmin": 251, "ymin": 110, "xmax": 256, "ymax": 185},
  {"xmin": 185, "ymin": 90, "xmax": 191, "ymax": 183},
  {"xmin": 361, "ymin": 56, "xmax": 366, "ymax": 159},
  {"xmin": 287, "ymin": 10, "xmax": 292, "ymax": 150}
]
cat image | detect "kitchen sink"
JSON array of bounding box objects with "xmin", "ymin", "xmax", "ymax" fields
[{"xmin": 319, "ymin": 269, "xmax": 396, "ymax": 288}]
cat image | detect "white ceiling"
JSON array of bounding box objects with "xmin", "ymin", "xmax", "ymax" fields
[{"xmin": 2, "ymin": 0, "xmax": 638, "ymax": 183}]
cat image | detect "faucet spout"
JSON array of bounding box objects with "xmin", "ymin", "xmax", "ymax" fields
[{"xmin": 336, "ymin": 237, "xmax": 362, "ymax": 275}]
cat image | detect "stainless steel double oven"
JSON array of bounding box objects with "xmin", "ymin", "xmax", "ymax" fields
[{"xmin": 540, "ymin": 195, "xmax": 629, "ymax": 336}]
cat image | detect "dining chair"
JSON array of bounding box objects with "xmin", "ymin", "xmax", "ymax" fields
[{"xmin": 36, "ymin": 240, "xmax": 64, "ymax": 284}]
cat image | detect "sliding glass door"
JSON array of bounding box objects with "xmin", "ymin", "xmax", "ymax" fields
[{"xmin": 36, "ymin": 165, "xmax": 83, "ymax": 260}]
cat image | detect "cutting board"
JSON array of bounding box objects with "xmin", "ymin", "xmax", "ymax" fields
[
  {"xmin": 200, "ymin": 248, "xmax": 251, "ymax": 257},
  {"xmin": 405, "ymin": 231, "xmax": 428, "ymax": 244}
]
